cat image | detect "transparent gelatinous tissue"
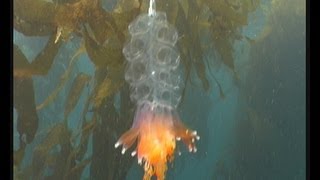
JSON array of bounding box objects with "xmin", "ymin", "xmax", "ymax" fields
[
  {"xmin": 153, "ymin": 85, "xmax": 182, "ymax": 108},
  {"xmin": 128, "ymin": 14, "xmax": 151, "ymax": 36},
  {"xmin": 151, "ymin": 44, "xmax": 180, "ymax": 69},
  {"xmin": 150, "ymin": 68, "xmax": 182, "ymax": 88},
  {"xmin": 122, "ymin": 35, "xmax": 148, "ymax": 60},
  {"xmin": 124, "ymin": 60, "xmax": 148, "ymax": 84},
  {"xmin": 153, "ymin": 12, "xmax": 167, "ymax": 23},
  {"xmin": 122, "ymin": 11, "xmax": 182, "ymax": 107},
  {"xmin": 154, "ymin": 23, "xmax": 178, "ymax": 45},
  {"xmin": 130, "ymin": 80, "xmax": 152, "ymax": 102}
]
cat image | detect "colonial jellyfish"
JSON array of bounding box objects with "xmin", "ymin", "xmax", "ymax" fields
[{"xmin": 115, "ymin": 2, "xmax": 200, "ymax": 179}]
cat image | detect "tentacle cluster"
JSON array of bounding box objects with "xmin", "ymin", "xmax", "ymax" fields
[{"xmin": 115, "ymin": 102, "xmax": 200, "ymax": 180}]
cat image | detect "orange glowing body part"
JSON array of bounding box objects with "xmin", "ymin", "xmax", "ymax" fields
[{"xmin": 115, "ymin": 102, "xmax": 199, "ymax": 180}]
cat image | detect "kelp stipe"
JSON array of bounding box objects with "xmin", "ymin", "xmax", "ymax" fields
[{"xmin": 115, "ymin": 1, "xmax": 199, "ymax": 179}]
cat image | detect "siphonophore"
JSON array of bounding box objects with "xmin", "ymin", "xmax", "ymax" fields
[{"xmin": 115, "ymin": 1, "xmax": 199, "ymax": 180}]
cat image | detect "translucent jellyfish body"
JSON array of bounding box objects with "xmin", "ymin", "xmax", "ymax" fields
[
  {"xmin": 117, "ymin": 12, "xmax": 199, "ymax": 180},
  {"xmin": 122, "ymin": 12, "xmax": 182, "ymax": 108}
]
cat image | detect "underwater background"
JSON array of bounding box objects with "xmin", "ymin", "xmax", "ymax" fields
[{"xmin": 13, "ymin": 0, "xmax": 306, "ymax": 179}]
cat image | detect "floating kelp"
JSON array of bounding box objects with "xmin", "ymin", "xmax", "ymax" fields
[
  {"xmin": 186, "ymin": 0, "xmax": 210, "ymax": 91},
  {"xmin": 14, "ymin": 145, "xmax": 26, "ymax": 167},
  {"xmin": 28, "ymin": 34, "xmax": 62, "ymax": 75},
  {"xmin": 14, "ymin": 0, "xmax": 57, "ymax": 25},
  {"xmin": 64, "ymin": 72, "xmax": 91, "ymax": 118},
  {"xmin": 14, "ymin": 14, "xmax": 55, "ymax": 36},
  {"xmin": 73, "ymin": 117, "xmax": 96, "ymax": 161},
  {"xmin": 35, "ymin": 122, "xmax": 70, "ymax": 154},
  {"xmin": 30, "ymin": 122, "xmax": 70, "ymax": 179},
  {"xmin": 54, "ymin": 0, "xmax": 100, "ymax": 43},
  {"xmin": 174, "ymin": 0, "xmax": 210, "ymax": 91},
  {"xmin": 14, "ymin": 44, "xmax": 30, "ymax": 72},
  {"xmin": 14, "ymin": 164, "xmax": 33, "ymax": 180},
  {"xmin": 111, "ymin": 7, "xmax": 141, "ymax": 37},
  {"xmin": 14, "ymin": 34, "xmax": 62, "ymax": 78},
  {"xmin": 91, "ymin": 64, "xmax": 125, "ymax": 109},
  {"xmin": 29, "ymin": 121, "xmax": 91, "ymax": 180},
  {"xmin": 85, "ymin": 4, "xmax": 129, "ymax": 45},
  {"xmin": 14, "ymin": 45, "xmax": 39, "ymax": 145},
  {"xmin": 209, "ymin": 70, "xmax": 226, "ymax": 99},
  {"xmin": 206, "ymin": 0, "xmax": 260, "ymax": 70},
  {"xmin": 83, "ymin": 25, "xmax": 124, "ymax": 68},
  {"xmin": 64, "ymin": 158, "xmax": 92, "ymax": 179},
  {"xmin": 36, "ymin": 42, "xmax": 85, "ymax": 110}
]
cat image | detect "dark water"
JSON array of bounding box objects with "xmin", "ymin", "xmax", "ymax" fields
[{"xmin": 13, "ymin": 0, "xmax": 306, "ymax": 179}]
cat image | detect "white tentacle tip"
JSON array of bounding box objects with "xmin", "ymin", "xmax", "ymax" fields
[
  {"xmin": 176, "ymin": 137, "xmax": 181, "ymax": 141},
  {"xmin": 121, "ymin": 148, "xmax": 126, "ymax": 154},
  {"xmin": 138, "ymin": 158, "xmax": 142, "ymax": 165},
  {"xmin": 192, "ymin": 131, "xmax": 197, "ymax": 135},
  {"xmin": 193, "ymin": 147, "xmax": 197, "ymax": 153},
  {"xmin": 114, "ymin": 142, "xmax": 120, "ymax": 148},
  {"xmin": 131, "ymin": 151, "xmax": 137, "ymax": 157},
  {"xmin": 196, "ymin": 135, "xmax": 200, "ymax": 140}
]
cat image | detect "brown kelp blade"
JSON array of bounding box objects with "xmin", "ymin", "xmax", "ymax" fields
[
  {"xmin": 64, "ymin": 72, "xmax": 92, "ymax": 118},
  {"xmin": 177, "ymin": 0, "xmax": 210, "ymax": 91},
  {"xmin": 14, "ymin": 34, "xmax": 62, "ymax": 78},
  {"xmin": 29, "ymin": 34, "xmax": 62, "ymax": 74},
  {"xmin": 14, "ymin": 146, "xmax": 26, "ymax": 167},
  {"xmin": 83, "ymin": 25, "xmax": 124, "ymax": 68},
  {"xmin": 31, "ymin": 122, "xmax": 73, "ymax": 179},
  {"xmin": 74, "ymin": 119, "xmax": 96, "ymax": 161},
  {"xmin": 36, "ymin": 42, "xmax": 85, "ymax": 110},
  {"xmin": 64, "ymin": 158, "xmax": 92, "ymax": 179},
  {"xmin": 14, "ymin": 45, "xmax": 39, "ymax": 145},
  {"xmin": 196, "ymin": 0, "xmax": 260, "ymax": 75},
  {"xmin": 91, "ymin": 64, "xmax": 125, "ymax": 109},
  {"xmin": 35, "ymin": 122, "xmax": 70, "ymax": 154},
  {"xmin": 14, "ymin": 14, "xmax": 55, "ymax": 36},
  {"xmin": 14, "ymin": 0, "xmax": 56, "ymax": 25}
]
